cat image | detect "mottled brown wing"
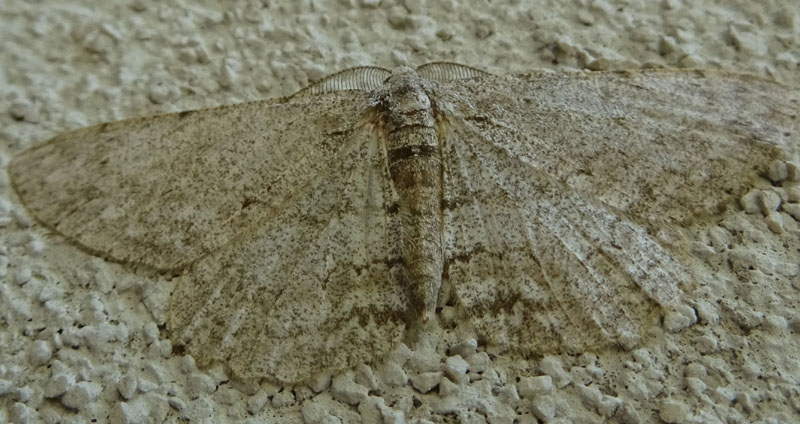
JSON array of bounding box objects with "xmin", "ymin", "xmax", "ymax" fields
[
  {"xmin": 9, "ymin": 93, "xmax": 371, "ymax": 272},
  {"xmin": 441, "ymin": 115, "xmax": 688, "ymax": 354},
  {"xmin": 438, "ymin": 70, "xmax": 795, "ymax": 227},
  {"xmin": 168, "ymin": 121, "xmax": 408, "ymax": 383},
  {"xmin": 438, "ymin": 69, "xmax": 797, "ymax": 354}
]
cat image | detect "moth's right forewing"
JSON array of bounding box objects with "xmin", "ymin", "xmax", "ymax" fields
[{"xmin": 9, "ymin": 92, "xmax": 371, "ymax": 273}]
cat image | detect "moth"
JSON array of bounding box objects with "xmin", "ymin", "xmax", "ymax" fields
[{"xmin": 10, "ymin": 62, "xmax": 795, "ymax": 383}]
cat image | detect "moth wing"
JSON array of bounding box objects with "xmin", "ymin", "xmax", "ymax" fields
[
  {"xmin": 441, "ymin": 116, "xmax": 691, "ymax": 353},
  {"xmin": 168, "ymin": 122, "xmax": 407, "ymax": 383},
  {"xmin": 10, "ymin": 93, "xmax": 371, "ymax": 272},
  {"xmin": 438, "ymin": 70, "xmax": 796, "ymax": 227}
]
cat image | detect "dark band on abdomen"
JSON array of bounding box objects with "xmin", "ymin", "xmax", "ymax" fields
[{"xmin": 387, "ymin": 144, "xmax": 439, "ymax": 163}]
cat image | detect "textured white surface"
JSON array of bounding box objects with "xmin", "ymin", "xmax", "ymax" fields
[{"xmin": 1, "ymin": 1, "xmax": 800, "ymax": 423}]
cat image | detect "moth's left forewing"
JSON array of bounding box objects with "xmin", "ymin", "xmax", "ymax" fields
[
  {"xmin": 434, "ymin": 70, "xmax": 740, "ymax": 355},
  {"xmin": 444, "ymin": 69, "xmax": 795, "ymax": 227}
]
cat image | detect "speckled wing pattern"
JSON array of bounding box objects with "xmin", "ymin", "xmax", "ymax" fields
[
  {"xmin": 167, "ymin": 117, "xmax": 409, "ymax": 382},
  {"xmin": 436, "ymin": 69, "xmax": 792, "ymax": 354},
  {"xmin": 442, "ymin": 126, "xmax": 688, "ymax": 354},
  {"xmin": 9, "ymin": 63, "xmax": 795, "ymax": 383},
  {"xmin": 9, "ymin": 94, "xmax": 373, "ymax": 273},
  {"xmin": 441, "ymin": 70, "xmax": 791, "ymax": 225}
]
